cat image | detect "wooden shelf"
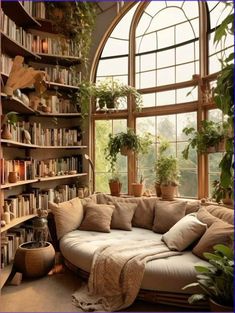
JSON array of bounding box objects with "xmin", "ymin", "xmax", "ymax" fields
[
  {"xmin": 0, "ymin": 262, "xmax": 13, "ymax": 289},
  {"xmin": 46, "ymin": 81, "xmax": 79, "ymax": 91},
  {"xmin": 1, "ymin": 2, "xmax": 41, "ymax": 28},
  {"xmin": 1, "ymin": 140, "xmax": 87, "ymax": 149},
  {"xmin": 1, "ymin": 179, "xmax": 38, "ymax": 190},
  {"xmin": 1, "ymin": 215, "xmax": 36, "ymax": 234},
  {"xmin": 36, "ymin": 112, "xmax": 82, "ymax": 117},
  {"xmin": 38, "ymin": 173, "xmax": 87, "ymax": 182},
  {"xmin": 1, "ymin": 31, "xmax": 40, "ymax": 60},
  {"xmin": 1, "ymin": 92, "xmax": 35, "ymax": 114},
  {"xmin": 36, "ymin": 53, "xmax": 81, "ymax": 66}
]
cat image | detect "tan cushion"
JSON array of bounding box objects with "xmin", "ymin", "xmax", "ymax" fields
[
  {"xmin": 162, "ymin": 214, "xmax": 207, "ymax": 251},
  {"xmin": 49, "ymin": 197, "xmax": 83, "ymax": 240},
  {"xmin": 153, "ymin": 201, "xmax": 187, "ymax": 234},
  {"xmin": 206, "ymin": 205, "xmax": 234, "ymax": 225},
  {"xmin": 196, "ymin": 207, "xmax": 220, "ymax": 227},
  {"xmin": 185, "ymin": 201, "xmax": 201, "ymax": 215},
  {"xmin": 192, "ymin": 221, "xmax": 234, "ymax": 260},
  {"xmin": 110, "ymin": 201, "xmax": 137, "ymax": 231},
  {"xmin": 79, "ymin": 203, "xmax": 114, "ymax": 233},
  {"xmin": 97, "ymin": 193, "xmax": 156, "ymax": 229}
]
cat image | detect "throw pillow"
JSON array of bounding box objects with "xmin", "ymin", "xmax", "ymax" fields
[
  {"xmin": 152, "ymin": 200, "xmax": 187, "ymax": 234},
  {"xmin": 196, "ymin": 207, "xmax": 220, "ymax": 227},
  {"xmin": 110, "ymin": 201, "xmax": 137, "ymax": 231},
  {"xmin": 206, "ymin": 205, "xmax": 234, "ymax": 225},
  {"xmin": 79, "ymin": 203, "xmax": 114, "ymax": 233},
  {"xmin": 49, "ymin": 197, "xmax": 83, "ymax": 240},
  {"xmin": 192, "ymin": 220, "xmax": 234, "ymax": 260},
  {"xmin": 185, "ymin": 200, "xmax": 201, "ymax": 215},
  {"xmin": 162, "ymin": 213, "xmax": 207, "ymax": 251}
]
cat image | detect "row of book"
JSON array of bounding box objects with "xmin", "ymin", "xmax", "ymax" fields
[
  {"xmin": 19, "ymin": 1, "xmax": 35, "ymax": 17},
  {"xmin": 4, "ymin": 121, "xmax": 83, "ymax": 147},
  {"xmin": 0, "ymin": 155, "xmax": 83, "ymax": 185},
  {"xmin": 1, "ymin": 54, "xmax": 13, "ymax": 76},
  {"xmin": 1, "ymin": 226, "xmax": 34, "ymax": 269},
  {"xmin": 3, "ymin": 184, "xmax": 89, "ymax": 223},
  {"xmin": 44, "ymin": 65, "xmax": 80, "ymax": 86},
  {"xmin": 31, "ymin": 33, "xmax": 79, "ymax": 57},
  {"xmin": 31, "ymin": 1, "xmax": 46, "ymax": 19},
  {"xmin": 1, "ymin": 9, "xmax": 33, "ymax": 51}
]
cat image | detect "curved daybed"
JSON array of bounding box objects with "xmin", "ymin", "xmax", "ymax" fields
[{"xmin": 48, "ymin": 193, "xmax": 234, "ymax": 310}]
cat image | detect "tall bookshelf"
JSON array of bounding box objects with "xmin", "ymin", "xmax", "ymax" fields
[{"xmin": 0, "ymin": 1, "xmax": 88, "ymax": 288}]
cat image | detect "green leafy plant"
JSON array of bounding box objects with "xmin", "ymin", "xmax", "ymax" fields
[
  {"xmin": 105, "ymin": 129, "xmax": 152, "ymax": 174},
  {"xmin": 212, "ymin": 179, "xmax": 233, "ymax": 204},
  {"xmin": 182, "ymin": 243, "xmax": 234, "ymax": 307},
  {"xmin": 182, "ymin": 120, "xmax": 228, "ymax": 160},
  {"xmin": 79, "ymin": 79, "xmax": 143, "ymax": 112},
  {"xmin": 1, "ymin": 111, "xmax": 18, "ymax": 128},
  {"xmin": 212, "ymin": 1, "xmax": 234, "ymax": 198},
  {"xmin": 154, "ymin": 138, "xmax": 180, "ymax": 186},
  {"xmin": 45, "ymin": 1, "xmax": 97, "ymax": 71}
]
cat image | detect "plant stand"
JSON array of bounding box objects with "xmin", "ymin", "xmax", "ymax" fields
[{"xmin": 14, "ymin": 241, "xmax": 55, "ymax": 278}]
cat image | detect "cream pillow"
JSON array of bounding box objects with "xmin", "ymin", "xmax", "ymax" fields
[
  {"xmin": 153, "ymin": 200, "xmax": 187, "ymax": 234},
  {"xmin": 49, "ymin": 197, "xmax": 83, "ymax": 240},
  {"xmin": 79, "ymin": 203, "xmax": 114, "ymax": 233},
  {"xmin": 110, "ymin": 201, "xmax": 137, "ymax": 231},
  {"xmin": 162, "ymin": 213, "xmax": 207, "ymax": 251}
]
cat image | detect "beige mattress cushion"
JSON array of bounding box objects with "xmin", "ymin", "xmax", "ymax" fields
[{"xmin": 60, "ymin": 227, "xmax": 209, "ymax": 294}]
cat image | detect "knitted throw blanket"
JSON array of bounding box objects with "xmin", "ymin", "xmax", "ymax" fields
[{"xmin": 72, "ymin": 240, "xmax": 181, "ymax": 312}]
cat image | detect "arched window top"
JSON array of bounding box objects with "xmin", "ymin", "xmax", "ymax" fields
[{"xmin": 207, "ymin": 1, "xmax": 233, "ymax": 30}]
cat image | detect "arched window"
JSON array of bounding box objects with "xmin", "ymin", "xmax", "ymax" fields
[{"xmin": 91, "ymin": 1, "xmax": 233, "ymax": 198}]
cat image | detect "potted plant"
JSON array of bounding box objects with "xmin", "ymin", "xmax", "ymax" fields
[
  {"xmin": 155, "ymin": 139, "xmax": 180, "ymax": 200},
  {"xmin": 212, "ymin": 180, "xmax": 233, "ymax": 205},
  {"xmin": 105, "ymin": 129, "xmax": 152, "ymax": 196},
  {"xmin": 182, "ymin": 243, "xmax": 234, "ymax": 312},
  {"xmin": 109, "ymin": 174, "xmax": 122, "ymax": 197},
  {"xmin": 182, "ymin": 120, "xmax": 228, "ymax": 159},
  {"xmin": 1, "ymin": 111, "xmax": 18, "ymax": 140}
]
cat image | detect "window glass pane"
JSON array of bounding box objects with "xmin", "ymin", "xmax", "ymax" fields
[
  {"xmin": 102, "ymin": 38, "xmax": 128, "ymax": 57},
  {"xmin": 176, "ymin": 22, "xmax": 195, "ymax": 44},
  {"xmin": 177, "ymin": 112, "xmax": 197, "ymax": 141},
  {"xmin": 176, "ymin": 86, "xmax": 198, "ymax": 103},
  {"xmin": 176, "ymin": 43, "xmax": 195, "ymax": 64},
  {"xmin": 96, "ymin": 57, "xmax": 128, "ymax": 77},
  {"xmin": 209, "ymin": 2, "xmax": 232, "ymax": 29},
  {"xmin": 145, "ymin": 1, "xmax": 166, "ymax": 17},
  {"xmin": 140, "ymin": 53, "xmax": 156, "ymax": 72},
  {"xmin": 142, "ymin": 93, "xmax": 156, "ymax": 108},
  {"xmin": 157, "ymin": 115, "xmax": 176, "ymax": 141},
  {"xmin": 157, "ymin": 48, "xmax": 175, "ymax": 68},
  {"xmin": 157, "ymin": 27, "xmax": 175, "ymax": 49},
  {"xmin": 209, "ymin": 53, "xmax": 222, "ymax": 74},
  {"xmin": 157, "ymin": 67, "xmax": 175, "ymax": 86},
  {"xmin": 149, "ymin": 7, "xmax": 185, "ymax": 31},
  {"xmin": 182, "ymin": 2, "xmax": 199, "ymax": 20},
  {"xmin": 140, "ymin": 70, "xmax": 156, "ymax": 89},
  {"xmin": 176, "ymin": 62, "xmax": 195, "ymax": 82},
  {"xmin": 95, "ymin": 120, "xmax": 127, "ymax": 194},
  {"xmin": 136, "ymin": 32, "xmax": 157, "ymax": 53},
  {"xmin": 136, "ymin": 12, "xmax": 152, "ymax": 37},
  {"xmin": 156, "ymin": 90, "xmax": 175, "ymax": 106}
]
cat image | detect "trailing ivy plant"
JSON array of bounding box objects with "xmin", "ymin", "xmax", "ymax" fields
[
  {"xmin": 45, "ymin": 1, "xmax": 97, "ymax": 72},
  {"xmin": 212, "ymin": 1, "xmax": 234, "ymax": 199}
]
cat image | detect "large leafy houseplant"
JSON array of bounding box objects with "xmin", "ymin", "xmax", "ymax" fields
[
  {"xmin": 212, "ymin": 1, "xmax": 234, "ymax": 200},
  {"xmin": 183, "ymin": 243, "xmax": 234, "ymax": 310}
]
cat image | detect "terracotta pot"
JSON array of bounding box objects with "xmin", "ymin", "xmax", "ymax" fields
[
  {"xmin": 160, "ymin": 184, "xmax": 177, "ymax": 201},
  {"xmin": 8, "ymin": 171, "xmax": 19, "ymax": 183},
  {"xmin": 132, "ymin": 183, "xmax": 143, "ymax": 197},
  {"xmin": 222, "ymin": 193, "xmax": 233, "ymax": 206},
  {"xmin": 216, "ymin": 139, "xmax": 226, "ymax": 152},
  {"xmin": 155, "ymin": 182, "xmax": 162, "ymax": 197},
  {"xmin": 109, "ymin": 181, "xmax": 122, "ymax": 196},
  {"xmin": 209, "ymin": 298, "xmax": 233, "ymax": 312},
  {"xmin": 120, "ymin": 146, "xmax": 134, "ymax": 156}
]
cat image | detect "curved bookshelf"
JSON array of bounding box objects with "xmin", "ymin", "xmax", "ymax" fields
[
  {"xmin": 36, "ymin": 112, "xmax": 82, "ymax": 118},
  {"xmin": 0, "ymin": 263, "xmax": 13, "ymax": 289},
  {"xmin": 46, "ymin": 81, "xmax": 79, "ymax": 91},
  {"xmin": 1, "ymin": 1, "xmax": 41, "ymax": 28},
  {"xmin": 1, "ymin": 140, "xmax": 87, "ymax": 150},
  {"xmin": 1, "ymin": 214, "xmax": 36, "ymax": 234},
  {"xmin": 1, "ymin": 92, "xmax": 35, "ymax": 114},
  {"xmin": 1, "ymin": 179, "xmax": 38, "ymax": 190},
  {"xmin": 1, "ymin": 31, "xmax": 40, "ymax": 60},
  {"xmin": 38, "ymin": 173, "xmax": 87, "ymax": 182},
  {"xmin": 36, "ymin": 53, "xmax": 81, "ymax": 66}
]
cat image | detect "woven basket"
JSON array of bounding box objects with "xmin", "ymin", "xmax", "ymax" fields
[{"xmin": 14, "ymin": 241, "xmax": 55, "ymax": 278}]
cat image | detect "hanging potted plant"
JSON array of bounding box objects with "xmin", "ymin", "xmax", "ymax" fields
[
  {"xmin": 183, "ymin": 243, "xmax": 234, "ymax": 312},
  {"xmin": 182, "ymin": 120, "xmax": 228, "ymax": 159}
]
